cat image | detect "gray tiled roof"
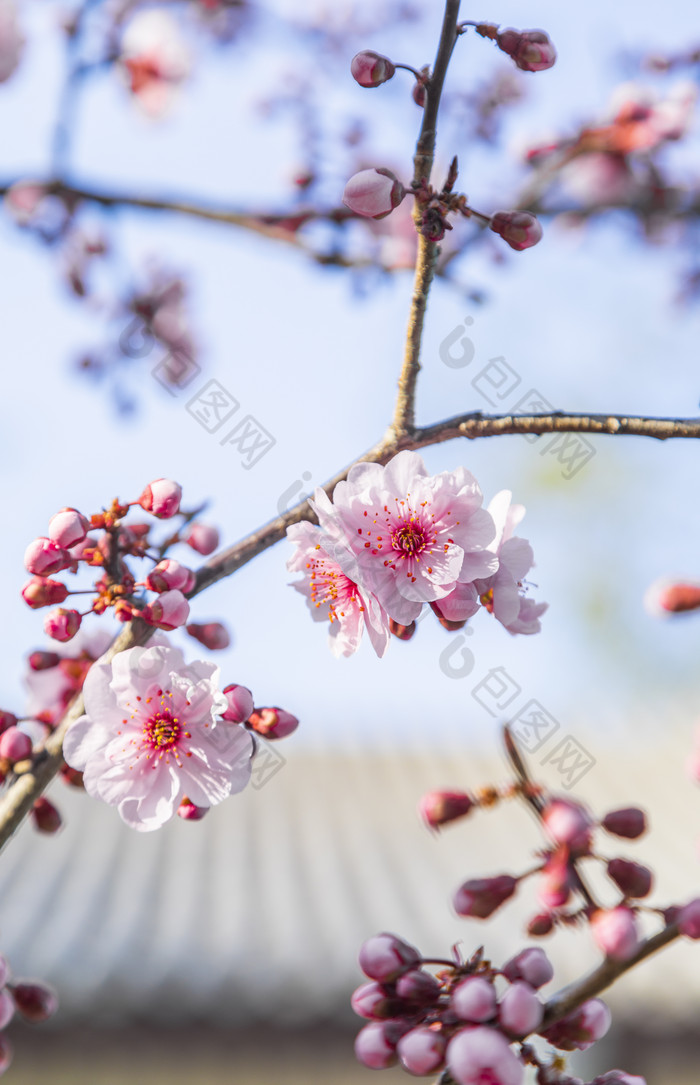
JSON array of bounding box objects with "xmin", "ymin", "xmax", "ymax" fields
[{"xmin": 1, "ymin": 734, "xmax": 698, "ymax": 1026}]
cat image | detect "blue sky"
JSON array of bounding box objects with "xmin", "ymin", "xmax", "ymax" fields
[{"xmin": 1, "ymin": 0, "xmax": 700, "ymax": 770}]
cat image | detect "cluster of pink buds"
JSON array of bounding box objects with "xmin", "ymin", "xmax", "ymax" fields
[
  {"xmin": 450, "ymin": 792, "xmax": 651, "ymax": 959},
  {"xmin": 352, "ymin": 934, "xmax": 643, "ymax": 1083},
  {"xmin": 0, "ymin": 952, "xmax": 57, "ymax": 1075},
  {"xmin": 474, "ymin": 23, "xmax": 557, "ymax": 73},
  {"xmin": 21, "ymin": 480, "xmax": 226, "ymax": 644},
  {"xmin": 342, "ymin": 164, "xmax": 542, "ymax": 250},
  {"xmin": 418, "ymin": 747, "xmax": 658, "ymax": 967}
]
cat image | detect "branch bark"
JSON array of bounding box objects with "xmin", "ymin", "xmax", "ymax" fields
[{"xmin": 393, "ymin": 0, "xmax": 462, "ymax": 437}]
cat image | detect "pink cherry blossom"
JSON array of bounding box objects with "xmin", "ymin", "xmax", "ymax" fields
[
  {"xmin": 287, "ymin": 520, "xmax": 391, "ymax": 657},
  {"xmin": 311, "ymin": 451, "xmax": 497, "ymax": 627},
  {"xmin": 119, "ymin": 10, "xmax": 190, "ymax": 118},
  {"xmin": 447, "ymin": 1026, "xmax": 523, "ymax": 1085},
  {"xmin": 472, "ymin": 491, "xmax": 547, "ymax": 634},
  {"xmin": 63, "ymin": 642, "xmax": 253, "ymax": 831}
]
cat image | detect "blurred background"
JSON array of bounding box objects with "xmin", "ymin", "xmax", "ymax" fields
[{"xmin": 1, "ymin": 0, "xmax": 700, "ymax": 1081}]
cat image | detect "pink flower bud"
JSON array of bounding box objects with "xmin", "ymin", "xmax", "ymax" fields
[
  {"xmin": 644, "ymin": 578, "xmax": 700, "ymax": 615},
  {"xmin": 395, "ymin": 969, "xmax": 440, "ymax": 1005},
  {"xmin": 142, "ymin": 589, "xmax": 190, "ymax": 630},
  {"xmin": 397, "ymin": 1027, "xmax": 447, "ymax": 1076},
  {"xmin": 10, "ymin": 981, "xmax": 58, "ymax": 1023},
  {"xmin": 31, "ymin": 797, "xmax": 62, "ymax": 834},
  {"xmin": 24, "ymin": 537, "xmax": 72, "ymax": 576},
  {"xmin": 489, "ymin": 210, "xmax": 543, "ymax": 251},
  {"xmin": 527, "ymin": 913, "xmax": 554, "ymax": 937},
  {"xmin": 138, "ymin": 478, "xmax": 182, "ymax": 518},
  {"xmin": 591, "ymin": 907, "xmax": 639, "ymax": 961},
  {"xmin": 146, "ymin": 559, "xmax": 195, "ymax": 593},
  {"xmin": 343, "ymin": 168, "xmax": 406, "ymax": 220},
  {"xmin": 350, "ymin": 50, "xmax": 396, "ymax": 88},
  {"xmin": 607, "ymin": 858, "xmax": 653, "ymax": 899},
  {"xmin": 499, "ymin": 980, "xmax": 543, "ymax": 1037},
  {"xmin": 601, "ymin": 807, "xmax": 647, "ymax": 839},
  {"xmin": 358, "ymin": 932, "xmax": 420, "ymax": 983},
  {"xmin": 177, "ymin": 798, "xmax": 209, "ymax": 821},
  {"xmin": 43, "ymin": 607, "xmax": 82, "ymax": 642},
  {"xmin": 247, "ymin": 706, "xmax": 299, "ymax": 740},
  {"xmin": 222, "ymin": 684, "xmax": 254, "ymax": 723},
  {"xmin": 354, "ymin": 1021, "xmax": 409, "ymax": 1069},
  {"xmin": 48, "ymin": 507, "xmax": 90, "ymax": 549},
  {"xmin": 451, "ymin": 976, "xmax": 497, "ymax": 1022},
  {"xmin": 0, "ymin": 712, "xmax": 18, "ymax": 733},
  {"xmin": 186, "ymin": 622, "xmax": 230, "ymax": 651},
  {"xmin": 419, "ymin": 789, "xmax": 474, "ymax": 830},
  {"xmin": 447, "ymin": 1026, "xmax": 524, "ymax": 1085},
  {"xmin": 542, "ymin": 798, "xmax": 593, "ymax": 856},
  {"xmin": 0, "ymin": 990, "xmax": 14, "ymax": 1031},
  {"xmin": 21, "ymin": 577, "xmax": 69, "ymax": 609},
  {"xmin": 28, "ymin": 651, "xmax": 60, "ymax": 672},
  {"xmin": 497, "ymin": 28, "xmax": 557, "ymax": 72},
  {"xmin": 678, "ymin": 898, "xmax": 700, "ymax": 939},
  {"xmin": 351, "ymin": 982, "xmax": 406, "ymax": 1020},
  {"xmin": 0, "ymin": 727, "xmax": 32, "ymax": 762},
  {"xmin": 454, "ymin": 875, "xmax": 517, "ymax": 918},
  {"xmin": 184, "ymin": 522, "xmax": 220, "ymax": 555},
  {"xmin": 540, "ymin": 998, "xmax": 611, "ymax": 1051},
  {"xmin": 502, "ymin": 947, "xmax": 553, "ymax": 989}
]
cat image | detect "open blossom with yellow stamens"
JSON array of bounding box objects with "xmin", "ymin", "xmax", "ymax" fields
[
  {"xmin": 63, "ymin": 641, "xmax": 253, "ymax": 831},
  {"xmin": 308, "ymin": 451, "xmax": 497, "ymax": 627},
  {"xmin": 287, "ymin": 521, "xmax": 391, "ymax": 657}
]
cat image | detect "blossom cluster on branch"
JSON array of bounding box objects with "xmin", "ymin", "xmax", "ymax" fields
[{"xmin": 286, "ymin": 451, "xmax": 547, "ymax": 657}]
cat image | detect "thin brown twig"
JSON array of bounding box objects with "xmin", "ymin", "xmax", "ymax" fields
[
  {"xmin": 393, "ymin": 0, "xmax": 462, "ymax": 437},
  {"xmin": 541, "ymin": 919, "xmax": 680, "ymax": 1028}
]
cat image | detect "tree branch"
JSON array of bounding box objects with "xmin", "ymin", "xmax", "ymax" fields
[
  {"xmin": 393, "ymin": 0, "xmax": 462, "ymax": 437},
  {"xmin": 541, "ymin": 920, "xmax": 680, "ymax": 1028},
  {"xmin": 1, "ymin": 405, "xmax": 699, "ymax": 850}
]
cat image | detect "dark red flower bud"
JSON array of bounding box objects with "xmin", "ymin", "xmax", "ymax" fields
[
  {"xmin": 607, "ymin": 858, "xmax": 653, "ymax": 899},
  {"xmin": 28, "ymin": 652, "xmax": 60, "ymax": 672},
  {"xmin": 453, "ymin": 875, "xmax": 517, "ymax": 918},
  {"xmin": 11, "ymin": 981, "xmax": 58, "ymax": 1022},
  {"xmin": 601, "ymin": 807, "xmax": 647, "ymax": 839},
  {"xmin": 31, "ymin": 797, "xmax": 62, "ymax": 834},
  {"xmin": 418, "ymin": 789, "xmax": 474, "ymax": 830}
]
